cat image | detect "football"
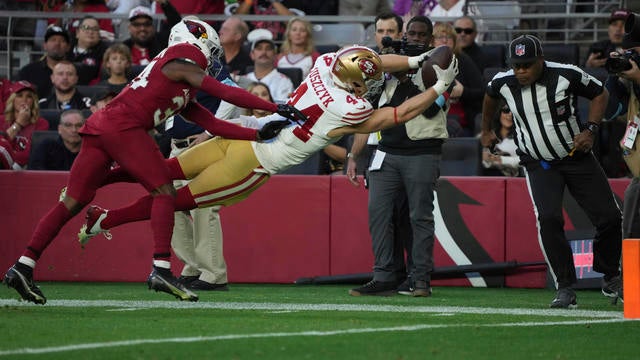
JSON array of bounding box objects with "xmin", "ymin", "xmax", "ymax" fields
[{"xmin": 421, "ymin": 45, "xmax": 454, "ymax": 87}]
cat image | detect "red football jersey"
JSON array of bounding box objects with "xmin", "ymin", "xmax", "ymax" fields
[{"xmin": 80, "ymin": 44, "xmax": 208, "ymax": 135}]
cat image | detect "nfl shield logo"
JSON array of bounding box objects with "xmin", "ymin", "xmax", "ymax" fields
[{"xmin": 515, "ymin": 44, "xmax": 525, "ymax": 57}]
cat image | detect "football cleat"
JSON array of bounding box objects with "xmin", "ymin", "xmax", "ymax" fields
[
  {"xmin": 3, "ymin": 265, "xmax": 46, "ymax": 305},
  {"xmin": 147, "ymin": 266, "xmax": 199, "ymax": 302},
  {"xmin": 78, "ymin": 205, "xmax": 112, "ymax": 246}
]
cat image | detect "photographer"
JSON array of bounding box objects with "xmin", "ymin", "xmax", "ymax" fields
[
  {"xmin": 585, "ymin": 9, "xmax": 630, "ymax": 68},
  {"xmin": 605, "ymin": 12, "xmax": 640, "ymax": 238}
]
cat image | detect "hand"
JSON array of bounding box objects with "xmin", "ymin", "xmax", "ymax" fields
[
  {"xmin": 572, "ymin": 130, "xmax": 595, "ymax": 153},
  {"xmin": 256, "ymin": 120, "xmax": 290, "ymax": 141},
  {"xmin": 480, "ymin": 130, "xmax": 498, "ymax": 149},
  {"xmin": 346, "ymin": 156, "xmax": 359, "ymax": 187},
  {"xmin": 432, "ymin": 56, "xmax": 458, "ymax": 94},
  {"xmin": 189, "ymin": 132, "xmax": 212, "ymax": 146},
  {"xmin": 276, "ymin": 104, "xmax": 307, "ymax": 124},
  {"xmin": 15, "ymin": 105, "xmax": 30, "ymax": 125}
]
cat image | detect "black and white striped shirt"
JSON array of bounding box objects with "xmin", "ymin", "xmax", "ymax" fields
[{"xmin": 487, "ymin": 62, "xmax": 603, "ymax": 161}]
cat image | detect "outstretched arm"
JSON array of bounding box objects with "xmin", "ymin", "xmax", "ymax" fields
[{"xmin": 181, "ymin": 102, "xmax": 258, "ymax": 141}]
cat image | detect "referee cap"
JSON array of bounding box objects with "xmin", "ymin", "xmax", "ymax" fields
[{"xmin": 509, "ymin": 35, "xmax": 543, "ymax": 64}]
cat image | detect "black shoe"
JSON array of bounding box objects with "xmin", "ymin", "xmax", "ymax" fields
[
  {"xmin": 177, "ymin": 275, "xmax": 199, "ymax": 286},
  {"xmin": 602, "ymin": 275, "xmax": 623, "ymax": 305},
  {"xmin": 188, "ymin": 279, "xmax": 229, "ymax": 291},
  {"xmin": 412, "ymin": 280, "xmax": 432, "ymax": 297},
  {"xmin": 3, "ymin": 265, "xmax": 47, "ymax": 305},
  {"xmin": 549, "ymin": 287, "xmax": 577, "ymax": 309},
  {"xmin": 349, "ymin": 280, "xmax": 397, "ymax": 296},
  {"xmin": 147, "ymin": 266, "xmax": 198, "ymax": 302},
  {"xmin": 397, "ymin": 278, "xmax": 413, "ymax": 296}
]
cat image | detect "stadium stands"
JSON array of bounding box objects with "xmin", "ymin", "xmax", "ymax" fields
[{"xmin": 440, "ymin": 137, "xmax": 482, "ymax": 176}]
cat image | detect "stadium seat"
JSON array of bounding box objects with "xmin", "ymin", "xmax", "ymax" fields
[
  {"xmin": 277, "ymin": 67, "xmax": 303, "ymax": 88},
  {"xmin": 40, "ymin": 109, "xmax": 62, "ymax": 130},
  {"xmin": 311, "ymin": 23, "xmax": 365, "ymax": 46},
  {"xmin": 316, "ymin": 44, "xmax": 340, "ymax": 55},
  {"xmin": 28, "ymin": 130, "xmax": 59, "ymax": 168},
  {"xmin": 440, "ymin": 137, "xmax": 482, "ymax": 176},
  {"xmin": 543, "ymin": 44, "xmax": 580, "ymax": 65}
]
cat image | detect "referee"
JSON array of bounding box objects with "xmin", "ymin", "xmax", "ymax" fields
[{"xmin": 480, "ymin": 35, "xmax": 622, "ymax": 308}]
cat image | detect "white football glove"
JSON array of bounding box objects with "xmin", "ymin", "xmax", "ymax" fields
[
  {"xmin": 408, "ymin": 52, "xmax": 429, "ymax": 69},
  {"xmin": 432, "ymin": 55, "xmax": 459, "ymax": 95}
]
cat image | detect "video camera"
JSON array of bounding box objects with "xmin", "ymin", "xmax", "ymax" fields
[
  {"xmin": 605, "ymin": 12, "xmax": 640, "ymax": 73},
  {"xmin": 381, "ymin": 36, "xmax": 427, "ymax": 56}
]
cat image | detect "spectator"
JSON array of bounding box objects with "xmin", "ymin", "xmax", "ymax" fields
[
  {"xmin": 481, "ymin": 34, "xmax": 622, "ymax": 308},
  {"xmin": 585, "ymin": 8, "xmax": 630, "ymax": 68},
  {"xmin": 97, "ymin": 43, "xmax": 133, "ymax": 93},
  {"xmin": 0, "ymin": 81, "xmax": 50, "ymax": 170},
  {"xmin": 605, "ymin": 14, "xmax": 640, "ymax": 238},
  {"xmin": 218, "ymin": 16, "xmax": 252, "ymax": 77},
  {"xmin": 105, "ymin": 0, "xmax": 147, "ymax": 28},
  {"xmin": 235, "ymin": 0, "xmax": 295, "ymax": 41},
  {"xmin": 481, "ymin": 104, "xmax": 520, "ymax": 176},
  {"xmin": 50, "ymin": 0, "xmax": 115, "ymax": 41},
  {"xmin": 158, "ymin": 0, "xmax": 224, "ymax": 16},
  {"xmin": 276, "ymin": 17, "xmax": 320, "ymax": 79},
  {"xmin": 394, "ymin": 0, "xmax": 437, "ymax": 24},
  {"xmin": 242, "ymin": 82, "xmax": 275, "ymax": 117},
  {"xmin": 67, "ymin": 15, "xmax": 111, "ymax": 85},
  {"xmin": 39, "ymin": 61, "xmax": 90, "ymax": 111},
  {"xmin": 373, "ymin": 12, "xmax": 404, "ymax": 53},
  {"xmin": 339, "ymin": 0, "xmax": 391, "ymax": 15},
  {"xmin": 243, "ymin": 29, "xmax": 294, "ymax": 103},
  {"xmin": 29, "ymin": 109, "xmax": 85, "ymax": 170},
  {"xmin": 124, "ymin": 4, "xmax": 182, "ymax": 66},
  {"xmin": 432, "ymin": 22, "xmax": 484, "ymax": 136},
  {"xmin": 89, "ymin": 88, "xmax": 117, "ymax": 113},
  {"xmin": 281, "ymin": 0, "xmax": 338, "ymax": 15},
  {"xmin": 18, "ymin": 26, "xmax": 71, "ymax": 100},
  {"xmin": 453, "ymin": 16, "xmax": 489, "ymax": 73}
]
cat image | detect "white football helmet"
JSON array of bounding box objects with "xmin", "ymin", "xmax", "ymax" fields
[
  {"xmin": 330, "ymin": 45, "xmax": 384, "ymax": 101},
  {"xmin": 168, "ymin": 16, "xmax": 223, "ymax": 74}
]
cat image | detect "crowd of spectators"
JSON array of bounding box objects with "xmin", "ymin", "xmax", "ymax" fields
[{"xmin": 2, "ymin": 2, "xmax": 639, "ymax": 178}]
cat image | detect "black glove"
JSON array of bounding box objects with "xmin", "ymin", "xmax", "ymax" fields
[
  {"xmin": 256, "ymin": 120, "xmax": 290, "ymax": 141},
  {"xmin": 276, "ymin": 104, "xmax": 307, "ymax": 124}
]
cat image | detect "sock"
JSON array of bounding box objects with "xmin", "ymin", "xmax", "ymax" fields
[
  {"xmin": 22, "ymin": 202, "xmax": 73, "ymax": 261},
  {"xmin": 153, "ymin": 260, "xmax": 171, "ymax": 270},
  {"xmin": 151, "ymin": 194, "xmax": 175, "ymax": 260},
  {"xmin": 102, "ymin": 195, "xmax": 153, "ymax": 229},
  {"xmin": 166, "ymin": 158, "xmax": 187, "ymax": 180},
  {"xmin": 175, "ymin": 186, "xmax": 198, "ymax": 211}
]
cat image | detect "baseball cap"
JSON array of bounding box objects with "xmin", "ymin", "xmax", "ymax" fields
[
  {"xmin": 10, "ymin": 80, "xmax": 36, "ymax": 94},
  {"xmin": 129, "ymin": 6, "xmax": 153, "ymax": 21},
  {"xmin": 44, "ymin": 25, "xmax": 70, "ymax": 43},
  {"xmin": 248, "ymin": 28, "xmax": 276, "ymax": 51},
  {"xmin": 609, "ymin": 8, "xmax": 631, "ymax": 23},
  {"xmin": 90, "ymin": 89, "xmax": 118, "ymax": 106},
  {"xmin": 508, "ymin": 34, "xmax": 544, "ymax": 64}
]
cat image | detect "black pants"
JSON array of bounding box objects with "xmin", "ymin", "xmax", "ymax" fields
[{"xmin": 523, "ymin": 152, "xmax": 622, "ymax": 289}]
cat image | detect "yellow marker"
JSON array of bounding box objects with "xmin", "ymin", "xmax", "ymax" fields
[{"xmin": 568, "ymin": 148, "xmax": 576, "ymax": 156}]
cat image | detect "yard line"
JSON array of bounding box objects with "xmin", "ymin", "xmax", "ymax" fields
[
  {"xmin": 0, "ymin": 318, "xmax": 626, "ymax": 356},
  {"xmin": 0, "ymin": 299, "xmax": 622, "ymax": 318}
]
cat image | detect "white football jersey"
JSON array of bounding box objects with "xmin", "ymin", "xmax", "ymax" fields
[{"xmin": 253, "ymin": 53, "xmax": 374, "ymax": 174}]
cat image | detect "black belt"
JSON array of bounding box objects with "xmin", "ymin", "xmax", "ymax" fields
[{"xmin": 173, "ymin": 138, "xmax": 193, "ymax": 149}]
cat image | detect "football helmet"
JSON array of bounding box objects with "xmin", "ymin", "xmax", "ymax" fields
[
  {"xmin": 168, "ymin": 16, "xmax": 223, "ymax": 75},
  {"xmin": 330, "ymin": 45, "xmax": 384, "ymax": 101}
]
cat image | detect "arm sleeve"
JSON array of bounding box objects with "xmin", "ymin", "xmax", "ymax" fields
[
  {"xmin": 200, "ymin": 76, "xmax": 278, "ymax": 113},
  {"xmin": 181, "ymin": 102, "xmax": 257, "ymax": 141}
]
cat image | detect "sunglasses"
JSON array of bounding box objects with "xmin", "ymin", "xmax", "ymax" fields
[
  {"xmin": 455, "ymin": 27, "xmax": 475, "ymax": 34},
  {"xmin": 501, "ymin": 108, "xmax": 511, "ymax": 114}
]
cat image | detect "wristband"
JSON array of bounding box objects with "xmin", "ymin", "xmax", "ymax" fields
[
  {"xmin": 347, "ymin": 152, "xmax": 355, "ymax": 159},
  {"xmin": 586, "ymin": 122, "xmax": 599, "ymax": 134}
]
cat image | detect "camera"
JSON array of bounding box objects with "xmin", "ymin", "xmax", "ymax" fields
[
  {"xmin": 604, "ymin": 49, "xmax": 640, "ymax": 73},
  {"xmin": 381, "ymin": 36, "xmax": 427, "ymax": 56}
]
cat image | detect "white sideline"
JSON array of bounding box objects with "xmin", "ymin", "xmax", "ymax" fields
[
  {"xmin": 0, "ymin": 298, "xmax": 624, "ymax": 318},
  {"xmin": 0, "ymin": 318, "xmax": 626, "ymax": 356}
]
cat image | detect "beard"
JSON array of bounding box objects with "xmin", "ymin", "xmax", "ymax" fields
[{"xmin": 48, "ymin": 51, "xmax": 66, "ymax": 61}]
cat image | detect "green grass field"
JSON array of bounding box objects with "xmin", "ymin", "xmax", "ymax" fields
[{"xmin": 1, "ymin": 283, "xmax": 638, "ymax": 359}]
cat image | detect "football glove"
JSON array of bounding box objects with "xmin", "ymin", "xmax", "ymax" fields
[
  {"xmin": 256, "ymin": 120, "xmax": 290, "ymax": 141},
  {"xmin": 276, "ymin": 104, "xmax": 307, "ymax": 124}
]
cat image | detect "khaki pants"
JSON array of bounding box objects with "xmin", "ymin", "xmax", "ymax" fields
[{"xmin": 170, "ymin": 143, "xmax": 228, "ymax": 284}]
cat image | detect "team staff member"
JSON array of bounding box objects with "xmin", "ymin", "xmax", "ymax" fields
[{"xmin": 481, "ymin": 35, "xmax": 622, "ymax": 309}]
